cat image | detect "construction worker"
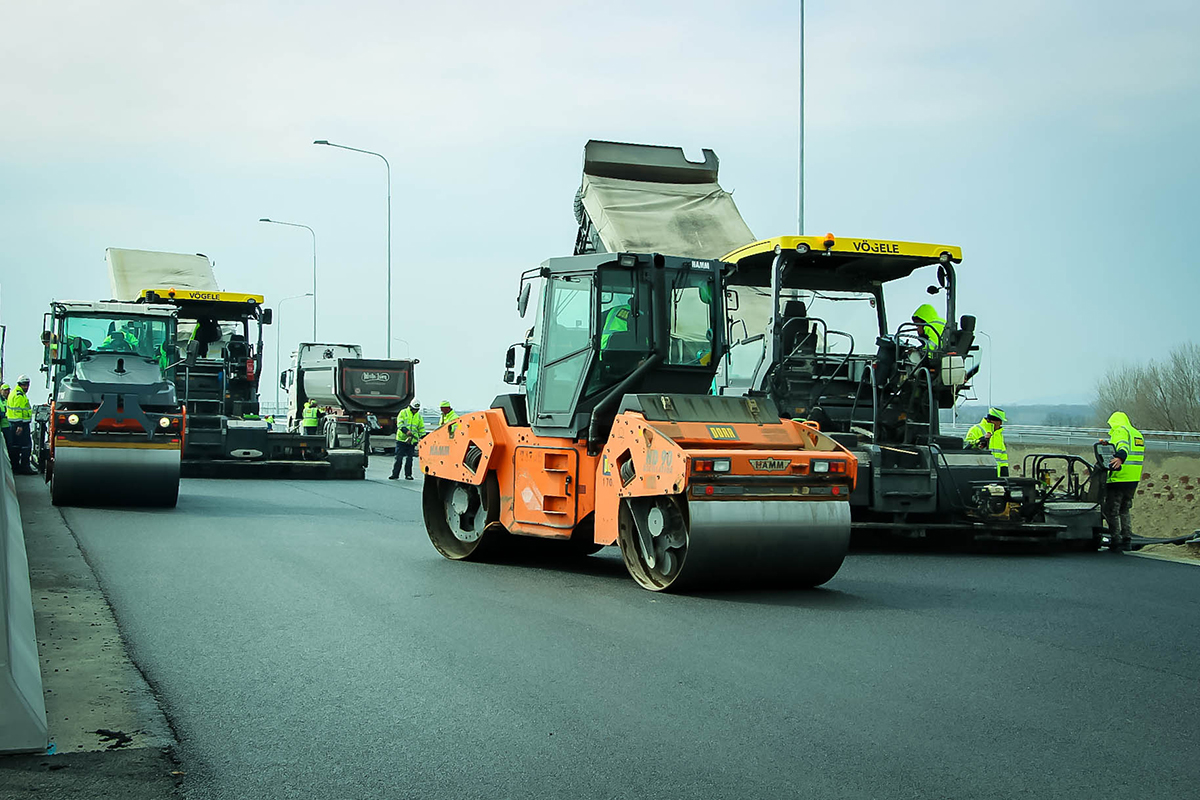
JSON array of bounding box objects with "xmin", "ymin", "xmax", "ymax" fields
[
  {"xmin": 1100, "ymin": 411, "xmax": 1145, "ymax": 552},
  {"xmin": 7, "ymin": 376, "xmax": 35, "ymax": 474},
  {"xmin": 300, "ymin": 399, "xmax": 321, "ymax": 435},
  {"xmin": 390, "ymin": 400, "xmax": 425, "ymax": 480},
  {"xmin": 911, "ymin": 303, "xmax": 945, "ymax": 354},
  {"xmin": 100, "ymin": 325, "xmax": 139, "ymax": 352},
  {"xmin": 599, "ymin": 302, "xmax": 632, "ymax": 352},
  {"xmin": 438, "ymin": 400, "xmax": 459, "ymax": 433},
  {"xmin": 1, "ymin": 384, "xmax": 11, "ymax": 465},
  {"xmin": 965, "ymin": 407, "xmax": 1008, "ymax": 477}
]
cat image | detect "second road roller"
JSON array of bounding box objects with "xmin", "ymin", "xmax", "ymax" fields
[
  {"xmin": 419, "ymin": 251, "xmax": 858, "ymax": 591},
  {"xmin": 35, "ymin": 299, "xmax": 191, "ymax": 507}
]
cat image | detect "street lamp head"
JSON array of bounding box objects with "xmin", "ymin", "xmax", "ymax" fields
[
  {"xmin": 313, "ymin": 140, "xmax": 329, "ymax": 145},
  {"xmin": 259, "ymin": 218, "xmax": 272, "ymax": 223}
]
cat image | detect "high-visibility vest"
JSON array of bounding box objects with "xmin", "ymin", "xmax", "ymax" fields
[
  {"xmin": 101, "ymin": 330, "xmax": 139, "ymax": 350},
  {"xmin": 1107, "ymin": 414, "xmax": 1144, "ymax": 483},
  {"xmin": 301, "ymin": 403, "xmax": 320, "ymax": 429},
  {"xmin": 7, "ymin": 387, "xmax": 33, "ymax": 423},
  {"xmin": 439, "ymin": 410, "xmax": 459, "ymax": 427},
  {"xmin": 396, "ymin": 408, "xmax": 425, "ymax": 443},
  {"xmin": 965, "ymin": 418, "xmax": 1008, "ymax": 476},
  {"xmin": 0, "ymin": 395, "xmax": 9, "ymax": 429},
  {"xmin": 600, "ymin": 305, "xmax": 631, "ymax": 350},
  {"xmin": 912, "ymin": 303, "xmax": 945, "ymax": 354}
]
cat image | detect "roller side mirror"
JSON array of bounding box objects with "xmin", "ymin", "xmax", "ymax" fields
[{"xmin": 184, "ymin": 339, "xmax": 200, "ymax": 368}]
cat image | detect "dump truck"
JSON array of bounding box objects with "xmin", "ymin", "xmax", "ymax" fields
[
  {"xmin": 570, "ymin": 140, "xmax": 1107, "ymax": 545},
  {"xmin": 35, "ymin": 300, "xmax": 190, "ymax": 506},
  {"xmin": 419, "ymin": 251, "xmax": 859, "ymax": 591},
  {"xmin": 108, "ymin": 247, "xmax": 367, "ymax": 479},
  {"xmin": 281, "ymin": 342, "xmax": 417, "ymax": 454}
]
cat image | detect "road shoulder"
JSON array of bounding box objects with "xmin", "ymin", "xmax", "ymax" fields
[{"xmin": 0, "ymin": 474, "xmax": 181, "ymax": 796}]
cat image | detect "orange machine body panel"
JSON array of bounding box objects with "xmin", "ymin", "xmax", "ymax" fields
[{"xmin": 420, "ymin": 407, "xmax": 858, "ymax": 546}]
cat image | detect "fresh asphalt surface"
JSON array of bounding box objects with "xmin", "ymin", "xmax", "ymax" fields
[{"xmin": 53, "ymin": 460, "xmax": 1198, "ymax": 799}]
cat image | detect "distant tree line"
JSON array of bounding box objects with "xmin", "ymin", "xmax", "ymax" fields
[{"xmin": 1094, "ymin": 342, "xmax": 1200, "ymax": 432}]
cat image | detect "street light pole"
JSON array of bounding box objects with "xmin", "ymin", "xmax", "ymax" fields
[
  {"xmin": 976, "ymin": 330, "xmax": 994, "ymax": 409},
  {"xmin": 275, "ymin": 293, "xmax": 314, "ymax": 415},
  {"xmin": 313, "ymin": 139, "xmax": 392, "ymax": 357},
  {"xmin": 798, "ymin": 0, "xmax": 805, "ymax": 235},
  {"xmin": 259, "ymin": 218, "xmax": 318, "ymax": 339}
]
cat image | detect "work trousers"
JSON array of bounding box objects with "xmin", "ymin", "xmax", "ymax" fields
[
  {"xmin": 391, "ymin": 441, "xmax": 417, "ymax": 479},
  {"xmin": 1103, "ymin": 481, "xmax": 1138, "ymax": 543},
  {"xmin": 9, "ymin": 421, "xmax": 32, "ymax": 473}
]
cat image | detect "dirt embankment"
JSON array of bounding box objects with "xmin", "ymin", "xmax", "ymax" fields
[{"xmin": 1008, "ymin": 445, "xmax": 1200, "ymax": 563}]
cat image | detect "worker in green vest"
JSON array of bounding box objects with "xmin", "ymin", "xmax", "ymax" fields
[
  {"xmin": 1100, "ymin": 411, "xmax": 1145, "ymax": 552},
  {"xmin": 7, "ymin": 376, "xmax": 35, "ymax": 473},
  {"xmin": 100, "ymin": 326, "xmax": 139, "ymax": 352},
  {"xmin": 600, "ymin": 303, "xmax": 631, "ymax": 352},
  {"xmin": 0, "ymin": 383, "xmax": 11, "ymax": 466},
  {"xmin": 390, "ymin": 400, "xmax": 425, "ymax": 480},
  {"xmin": 438, "ymin": 400, "xmax": 459, "ymax": 434},
  {"xmin": 300, "ymin": 399, "xmax": 321, "ymax": 434},
  {"xmin": 911, "ymin": 303, "xmax": 945, "ymax": 354},
  {"xmin": 965, "ymin": 407, "xmax": 1008, "ymax": 477}
]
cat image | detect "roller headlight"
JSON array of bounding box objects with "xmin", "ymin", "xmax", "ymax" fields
[
  {"xmin": 813, "ymin": 460, "xmax": 830, "ymax": 473},
  {"xmin": 158, "ymin": 417, "xmax": 171, "ymax": 429},
  {"xmin": 67, "ymin": 413, "xmax": 80, "ymax": 426}
]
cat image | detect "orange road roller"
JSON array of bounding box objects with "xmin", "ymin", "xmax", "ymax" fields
[{"xmin": 420, "ymin": 252, "xmax": 858, "ymax": 591}]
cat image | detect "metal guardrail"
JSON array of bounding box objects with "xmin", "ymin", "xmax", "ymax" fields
[
  {"xmin": 941, "ymin": 424, "xmax": 1200, "ymax": 453},
  {"xmin": 0, "ymin": 437, "xmax": 50, "ymax": 753}
]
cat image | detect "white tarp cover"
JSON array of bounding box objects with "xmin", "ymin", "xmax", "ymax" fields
[
  {"xmin": 580, "ymin": 174, "xmax": 756, "ymax": 260},
  {"xmin": 106, "ymin": 248, "xmax": 220, "ymax": 301}
]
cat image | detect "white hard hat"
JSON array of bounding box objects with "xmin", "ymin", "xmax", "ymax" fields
[
  {"xmin": 411, "ymin": 400, "xmax": 421, "ymax": 409},
  {"xmin": 17, "ymin": 374, "xmax": 30, "ymax": 384}
]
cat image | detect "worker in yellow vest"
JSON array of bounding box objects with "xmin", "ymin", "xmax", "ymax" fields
[
  {"xmin": 438, "ymin": 400, "xmax": 459, "ymax": 434},
  {"xmin": 911, "ymin": 303, "xmax": 945, "ymax": 355},
  {"xmin": 1, "ymin": 383, "xmax": 12, "ymax": 466},
  {"xmin": 300, "ymin": 400, "xmax": 321, "ymax": 434},
  {"xmin": 390, "ymin": 400, "xmax": 425, "ymax": 480},
  {"xmin": 965, "ymin": 407, "xmax": 1008, "ymax": 477},
  {"xmin": 1100, "ymin": 411, "xmax": 1145, "ymax": 552},
  {"xmin": 7, "ymin": 376, "xmax": 35, "ymax": 474}
]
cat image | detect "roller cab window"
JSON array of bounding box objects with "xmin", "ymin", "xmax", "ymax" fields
[
  {"xmin": 60, "ymin": 314, "xmax": 175, "ymax": 377},
  {"xmin": 585, "ymin": 267, "xmax": 652, "ymax": 397},
  {"xmin": 668, "ymin": 270, "xmax": 718, "ymax": 366},
  {"xmin": 530, "ymin": 272, "xmax": 595, "ymax": 426}
]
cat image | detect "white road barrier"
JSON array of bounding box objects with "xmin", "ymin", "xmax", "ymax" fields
[{"xmin": 0, "ymin": 443, "xmax": 49, "ymax": 753}]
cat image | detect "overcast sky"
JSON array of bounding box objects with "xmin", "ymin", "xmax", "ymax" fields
[{"xmin": 2, "ymin": 0, "xmax": 1197, "ymax": 412}]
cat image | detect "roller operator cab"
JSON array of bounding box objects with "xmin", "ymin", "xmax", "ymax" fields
[
  {"xmin": 37, "ymin": 301, "xmax": 189, "ymax": 507},
  {"xmin": 419, "ymin": 252, "xmax": 859, "ymax": 592}
]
